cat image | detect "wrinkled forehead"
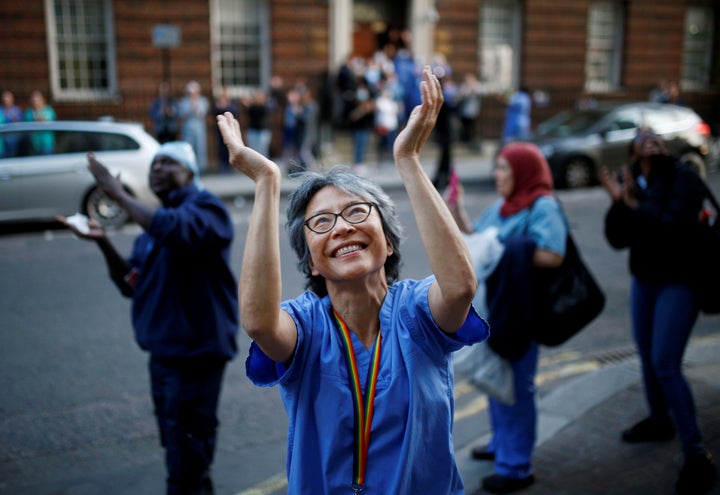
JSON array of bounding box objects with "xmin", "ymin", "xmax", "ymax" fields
[{"xmin": 306, "ymin": 185, "xmax": 364, "ymax": 215}]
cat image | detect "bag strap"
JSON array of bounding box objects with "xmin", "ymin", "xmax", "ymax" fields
[{"xmin": 702, "ymin": 181, "xmax": 720, "ymax": 213}]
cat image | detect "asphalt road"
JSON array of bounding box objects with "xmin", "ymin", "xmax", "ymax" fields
[{"xmin": 1, "ymin": 177, "xmax": 719, "ymax": 495}]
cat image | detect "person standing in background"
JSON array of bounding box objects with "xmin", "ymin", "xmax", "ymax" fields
[
  {"xmin": 431, "ymin": 63, "xmax": 458, "ymax": 192},
  {"xmin": 1, "ymin": 89, "xmax": 24, "ymax": 156},
  {"xmin": 347, "ymin": 76, "xmax": 376, "ymax": 176},
  {"xmin": 457, "ymin": 72, "xmax": 483, "ymax": 151},
  {"xmin": 178, "ymin": 81, "xmax": 209, "ymax": 172},
  {"xmin": 150, "ymin": 82, "xmax": 179, "ymax": 144},
  {"xmin": 212, "ymin": 88, "xmax": 238, "ymax": 173},
  {"xmin": 24, "ymin": 90, "xmax": 56, "ymax": 154},
  {"xmin": 500, "ymin": 87, "xmax": 531, "ymax": 146},
  {"xmin": 298, "ymin": 88, "xmax": 319, "ymax": 170},
  {"xmin": 1, "ymin": 89, "xmax": 23, "ymax": 124},
  {"xmin": 244, "ymin": 89, "xmax": 273, "ymax": 158}
]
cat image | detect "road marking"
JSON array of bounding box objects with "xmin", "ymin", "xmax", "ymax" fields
[
  {"xmin": 233, "ymin": 472, "xmax": 288, "ymax": 495},
  {"xmin": 231, "ymin": 334, "xmax": 720, "ymax": 494}
]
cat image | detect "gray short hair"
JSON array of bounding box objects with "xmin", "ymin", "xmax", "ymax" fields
[{"xmin": 286, "ymin": 166, "xmax": 404, "ymax": 296}]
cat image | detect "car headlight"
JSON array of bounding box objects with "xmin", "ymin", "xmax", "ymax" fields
[{"xmin": 538, "ymin": 144, "xmax": 555, "ymax": 158}]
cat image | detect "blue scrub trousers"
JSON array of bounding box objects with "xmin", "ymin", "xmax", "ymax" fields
[
  {"xmin": 630, "ymin": 278, "xmax": 704, "ymax": 455},
  {"xmin": 487, "ymin": 342, "xmax": 539, "ymax": 479},
  {"xmin": 150, "ymin": 357, "xmax": 226, "ymax": 495}
]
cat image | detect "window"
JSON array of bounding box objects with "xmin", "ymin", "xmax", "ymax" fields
[
  {"xmin": 480, "ymin": 0, "xmax": 521, "ymax": 93},
  {"xmin": 0, "ymin": 130, "xmax": 139, "ymax": 158},
  {"xmin": 585, "ymin": 2, "xmax": 624, "ymax": 93},
  {"xmin": 44, "ymin": 0, "xmax": 117, "ymax": 101},
  {"xmin": 210, "ymin": 0, "xmax": 270, "ymax": 98},
  {"xmin": 681, "ymin": 6, "xmax": 715, "ymax": 91}
]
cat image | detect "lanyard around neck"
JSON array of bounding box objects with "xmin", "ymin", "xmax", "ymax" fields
[{"xmin": 332, "ymin": 308, "xmax": 382, "ymax": 494}]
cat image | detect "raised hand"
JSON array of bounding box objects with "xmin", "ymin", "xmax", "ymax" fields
[
  {"xmin": 393, "ymin": 65, "xmax": 444, "ymax": 162},
  {"xmin": 87, "ymin": 153, "xmax": 125, "ymax": 202},
  {"xmin": 216, "ymin": 111, "xmax": 279, "ymax": 181}
]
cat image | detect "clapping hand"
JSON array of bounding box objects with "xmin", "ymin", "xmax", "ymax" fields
[
  {"xmin": 216, "ymin": 112, "xmax": 279, "ymax": 181},
  {"xmin": 598, "ymin": 166, "xmax": 639, "ymax": 209},
  {"xmin": 393, "ymin": 65, "xmax": 444, "ymax": 162},
  {"xmin": 87, "ymin": 153, "xmax": 125, "ymax": 202}
]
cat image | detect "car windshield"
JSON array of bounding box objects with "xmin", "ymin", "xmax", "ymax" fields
[{"xmin": 535, "ymin": 109, "xmax": 610, "ymax": 138}]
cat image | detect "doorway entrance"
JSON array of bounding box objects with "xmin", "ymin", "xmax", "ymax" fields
[{"xmin": 352, "ymin": 0, "xmax": 409, "ymax": 59}]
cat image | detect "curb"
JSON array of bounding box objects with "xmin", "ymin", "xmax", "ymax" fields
[{"xmin": 455, "ymin": 332, "xmax": 720, "ymax": 487}]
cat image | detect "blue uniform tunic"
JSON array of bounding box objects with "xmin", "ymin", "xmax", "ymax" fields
[
  {"xmin": 247, "ymin": 276, "xmax": 488, "ymax": 494},
  {"xmin": 472, "ymin": 195, "xmax": 566, "ymax": 479}
]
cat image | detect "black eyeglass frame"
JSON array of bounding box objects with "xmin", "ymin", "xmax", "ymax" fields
[{"xmin": 303, "ymin": 202, "xmax": 375, "ymax": 234}]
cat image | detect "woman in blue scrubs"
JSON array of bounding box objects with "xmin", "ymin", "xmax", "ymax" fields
[{"xmin": 217, "ymin": 66, "xmax": 489, "ymax": 494}]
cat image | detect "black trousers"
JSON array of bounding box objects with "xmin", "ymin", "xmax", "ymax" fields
[{"xmin": 149, "ymin": 356, "xmax": 226, "ymax": 495}]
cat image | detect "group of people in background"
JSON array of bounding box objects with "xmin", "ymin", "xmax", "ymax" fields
[
  {"xmin": 144, "ymin": 31, "xmax": 495, "ymax": 183},
  {"xmin": 0, "ymin": 88, "xmax": 56, "ymax": 156}
]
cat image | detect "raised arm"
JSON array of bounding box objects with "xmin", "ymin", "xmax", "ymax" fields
[
  {"xmin": 393, "ymin": 66, "xmax": 477, "ymax": 334},
  {"xmin": 216, "ymin": 112, "xmax": 297, "ymax": 363}
]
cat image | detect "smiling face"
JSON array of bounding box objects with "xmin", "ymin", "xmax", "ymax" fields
[{"xmin": 303, "ymin": 186, "xmax": 392, "ymax": 291}]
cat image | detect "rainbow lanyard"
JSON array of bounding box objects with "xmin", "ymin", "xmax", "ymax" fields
[{"xmin": 332, "ymin": 309, "xmax": 382, "ymax": 494}]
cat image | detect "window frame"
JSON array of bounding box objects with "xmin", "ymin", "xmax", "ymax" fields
[
  {"xmin": 209, "ymin": 0, "xmax": 271, "ymax": 99},
  {"xmin": 680, "ymin": 5, "xmax": 715, "ymax": 91},
  {"xmin": 479, "ymin": 0, "xmax": 522, "ymax": 94},
  {"xmin": 44, "ymin": 0, "xmax": 118, "ymax": 102},
  {"xmin": 584, "ymin": 2, "xmax": 624, "ymax": 93}
]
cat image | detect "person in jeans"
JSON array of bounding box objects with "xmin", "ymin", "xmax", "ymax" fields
[{"xmin": 599, "ymin": 129, "xmax": 717, "ymax": 494}]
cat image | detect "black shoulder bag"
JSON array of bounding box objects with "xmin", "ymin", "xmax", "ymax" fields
[
  {"xmin": 531, "ymin": 202, "xmax": 606, "ymax": 346},
  {"xmin": 696, "ymin": 183, "xmax": 720, "ymax": 314}
]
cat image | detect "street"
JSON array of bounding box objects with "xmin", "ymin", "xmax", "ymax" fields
[{"xmin": 1, "ymin": 177, "xmax": 719, "ymax": 495}]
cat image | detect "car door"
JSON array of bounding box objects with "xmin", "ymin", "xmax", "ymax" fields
[
  {"xmin": 11, "ymin": 129, "xmax": 94, "ymax": 219},
  {"xmin": 0, "ymin": 128, "xmax": 30, "ymax": 220},
  {"xmin": 598, "ymin": 107, "xmax": 642, "ymax": 168}
]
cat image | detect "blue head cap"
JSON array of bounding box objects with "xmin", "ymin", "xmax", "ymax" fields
[{"xmin": 153, "ymin": 141, "xmax": 203, "ymax": 189}]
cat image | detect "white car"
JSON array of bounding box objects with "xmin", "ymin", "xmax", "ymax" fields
[{"xmin": 0, "ymin": 120, "xmax": 160, "ymax": 228}]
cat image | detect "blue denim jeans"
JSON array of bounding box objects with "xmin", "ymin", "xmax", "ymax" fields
[
  {"xmin": 351, "ymin": 128, "xmax": 370, "ymax": 165},
  {"xmin": 630, "ymin": 278, "xmax": 703, "ymax": 455}
]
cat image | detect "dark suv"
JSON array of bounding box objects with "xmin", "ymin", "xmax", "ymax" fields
[{"xmin": 530, "ymin": 102, "xmax": 712, "ymax": 188}]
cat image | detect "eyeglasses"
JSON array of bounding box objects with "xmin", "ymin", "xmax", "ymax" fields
[{"xmin": 304, "ymin": 202, "xmax": 374, "ymax": 234}]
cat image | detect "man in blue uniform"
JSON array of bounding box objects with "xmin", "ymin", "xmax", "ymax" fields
[{"xmin": 58, "ymin": 141, "xmax": 238, "ymax": 495}]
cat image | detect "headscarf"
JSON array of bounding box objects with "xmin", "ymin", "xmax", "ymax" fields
[
  {"xmin": 152, "ymin": 141, "xmax": 203, "ymax": 189},
  {"xmin": 498, "ymin": 142, "xmax": 554, "ymax": 217}
]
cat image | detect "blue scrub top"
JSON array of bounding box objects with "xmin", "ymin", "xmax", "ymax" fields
[
  {"xmin": 473, "ymin": 196, "xmax": 567, "ymax": 256},
  {"xmin": 247, "ymin": 276, "xmax": 488, "ymax": 494}
]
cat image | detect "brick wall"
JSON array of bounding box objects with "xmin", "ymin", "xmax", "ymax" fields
[{"xmin": 1, "ymin": 0, "xmax": 718, "ymax": 169}]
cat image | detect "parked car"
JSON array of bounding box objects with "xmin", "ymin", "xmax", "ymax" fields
[
  {"xmin": 530, "ymin": 102, "xmax": 712, "ymax": 188},
  {"xmin": 0, "ymin": 120, "xmax": 160, "ymax": 228}
]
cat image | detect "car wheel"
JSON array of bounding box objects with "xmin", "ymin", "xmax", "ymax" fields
[
  {"xmin": 680, "ymin": 151, "xmax": 707, "ymax": 179},
  {"xmin": 563, "ymin": 157, "xmax": 594, "ymax": 189},
  {"xmin": 83, "ymin": 187, "xmax": 130, "ymax": 229}
]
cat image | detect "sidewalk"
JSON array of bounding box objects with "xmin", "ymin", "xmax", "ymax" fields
[{"xmin": 457, "ymin": 332, "xmax": 720, "ymax": 495}]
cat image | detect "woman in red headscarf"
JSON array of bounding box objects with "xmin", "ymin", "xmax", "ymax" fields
[{"xmin": 448, "ymin": 142, "xmax": 567, "ymax": 493}]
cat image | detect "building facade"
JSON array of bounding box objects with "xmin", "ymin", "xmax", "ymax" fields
[{"xmin": 1, "ymin": 0, "xmax": 718, "ymax": 170}]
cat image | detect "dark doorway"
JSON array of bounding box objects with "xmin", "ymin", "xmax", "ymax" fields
[{"xmin": 352, "ymin": 0, "xmax": 409, "ymax": 58}]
